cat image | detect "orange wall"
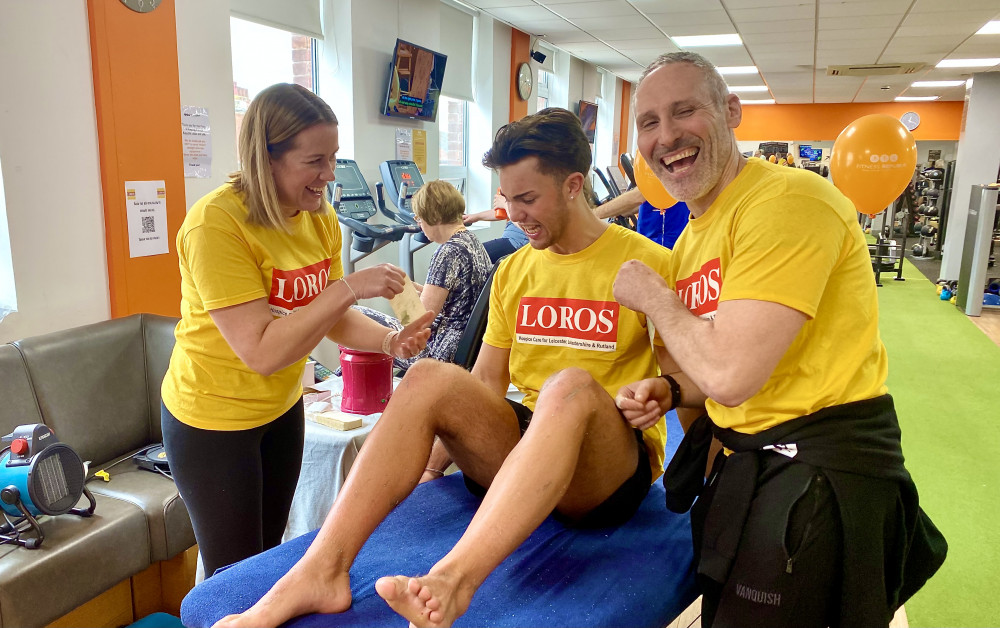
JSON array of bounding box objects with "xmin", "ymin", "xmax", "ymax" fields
[
  {"xmin": 736, "ymin": 101, "xmax": 963, "ymax": 141},
  {"xmin": 88, "ymin": 0, "xmax": 184, "ymax": 318},
  {"xmin": 509, "ymin": 29, "xmax": 530, "ymax": 123},
  {"xmin": 618, "ymin": 81, "xmax": 632, "ymax": 159}
]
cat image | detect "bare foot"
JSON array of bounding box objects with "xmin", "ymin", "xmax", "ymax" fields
[
  {"xmin": 375, "ymin": 572, "xmax": 474, "ymax": 628},
  {"xmin": 212, "ymin": 560, "xmax": 352, "ymax": 628}
]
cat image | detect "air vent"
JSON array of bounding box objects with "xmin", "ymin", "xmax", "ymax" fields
[{"xmin": 827, "ymin": 62, "xmax": 926, "ymax": 76}]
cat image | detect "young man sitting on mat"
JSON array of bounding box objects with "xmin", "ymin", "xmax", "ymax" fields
[
  {"xmin": 213, "ymin": 107, "xmax": 706, "ymax": 628},
  {"xmin": 613, "ymin": 51, "xmax": 947, "ymax": 627}
]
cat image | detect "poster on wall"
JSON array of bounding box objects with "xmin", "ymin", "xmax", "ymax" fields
[
  {"xmin": 125, "ymin": 180, "xmax": 169, "ymax": 258},
  {"xmin": 396, "ymin": 127, "xmax": 413, "ymax": 161},
  {"xmin": 181, "ymin": 106, "xmax": 212, "ymax": 178},
  {"xmin": 413, "ymin": 129, "xmax": 427, "ymax": 174}
]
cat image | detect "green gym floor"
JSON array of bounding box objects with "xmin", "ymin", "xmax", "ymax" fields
[{"xmin": 877, "ymin": 258, "xmax": 1000, "ymax": 627}]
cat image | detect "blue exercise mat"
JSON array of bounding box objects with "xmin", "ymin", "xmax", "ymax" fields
[{"xmin": 182, "ymin": 473, "xmax": 698, "ymax": 628}]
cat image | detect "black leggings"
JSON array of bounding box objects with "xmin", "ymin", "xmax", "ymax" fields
[{"xmin": 161, "ymin": 400, "xmax": 304, "ymax": 577}]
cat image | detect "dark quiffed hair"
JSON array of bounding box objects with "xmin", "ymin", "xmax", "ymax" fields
[{"xmin": 482, "ymin": 108, "xmax": 592, "ymax": 181}]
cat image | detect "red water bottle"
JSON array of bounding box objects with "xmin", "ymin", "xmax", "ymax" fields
[{"xmin": 338, "ymin": 346, "xmax": 393, "ymax": 414}]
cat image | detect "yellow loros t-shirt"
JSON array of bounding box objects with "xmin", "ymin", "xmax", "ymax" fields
[
  {"xmin": 669, "ymin": 158, "xmax": 888, "ymax": 434},
  {"xmin": 483, "ymin": 225, "xmax": 672, "ymax": 479},
  {"xmin": 161, "ymin": 184, "xmax": 343, "ymax": 430}
]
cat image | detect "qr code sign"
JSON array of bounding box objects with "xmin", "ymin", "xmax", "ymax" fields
[{"xmin": 141, "ymin": 216, "xmax": 156, "ymax": 234}]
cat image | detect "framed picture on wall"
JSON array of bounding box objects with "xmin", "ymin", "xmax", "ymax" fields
[{"xmin": 578, "ymin": 100, "xmax": 598, "ymax": 143}]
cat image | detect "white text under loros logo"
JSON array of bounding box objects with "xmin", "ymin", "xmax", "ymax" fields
[
  {"xmin": 676, "ymin": 258, "xmax": 721, "ymax": 318},
  {"xmin": 515, "ymin": 297, "xmax": 619, "ymax": 352},
  {"xmin": 269, "ymin": 258, "xmax": 332, "ymax": 317}
]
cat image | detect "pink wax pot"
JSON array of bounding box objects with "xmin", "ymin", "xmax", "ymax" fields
[{"xmin": 338, "ymin": 346, "xmax": 393, "ymax": 415}]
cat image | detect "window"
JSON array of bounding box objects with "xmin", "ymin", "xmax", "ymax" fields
[
  {"xmin": 0, "ymin": 155, "xmax": 15, "ymax": 323},
  {"xmin": 438, "ymin": 96, "xmax": 469, "ymax": 195},
  {"xmin": 230, "ymin": 17, "xmax": 318, "ymax": 160},
  {"xmin": 536, "ymin": 69, "xmax": 551, "ymax": 111}
]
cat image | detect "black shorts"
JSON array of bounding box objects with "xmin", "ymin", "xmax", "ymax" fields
[{"xmin": 463, "ymin": 398, "xmax": 652, "ymax": 529}]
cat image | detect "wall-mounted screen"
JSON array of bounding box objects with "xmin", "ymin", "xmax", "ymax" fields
[
  {"xmin": 381, "ymin": 39, "xmax": 448, "ymax": 122},
  {"xmin": 799, "ymin": 145, "xmax": 823, "ymax": 161},
  {"xmin": 578, "ymin": 100, "xmax": 598, "ymax": 143}
]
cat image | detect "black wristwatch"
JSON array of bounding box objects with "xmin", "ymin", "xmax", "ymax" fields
[{"xmin": 661, "ymin": 374, "xmax": 681, "ymax": 410}]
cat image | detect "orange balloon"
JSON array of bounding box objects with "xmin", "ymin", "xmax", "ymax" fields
[
  {"xmin": 830, "ymin": 114, "xmax": 917, "ymax": 215},
  {"xmin": 633, "ymin": 153, "xmax": 677, "ymax": 210},
  {"xmin": 768, "ymin": 154, "xmax": 777, "ymax": 163}
]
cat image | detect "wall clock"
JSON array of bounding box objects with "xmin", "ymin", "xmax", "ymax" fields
[
  {"xmin": 121, "ymin": 0, "xmax": 162, "ymax": 12},
  {"xmin": 900, "ymin": 111, "xmax": 920, "ymax": 131},
  {"xmin": 516, "ymin": 62, "xmax": 533, "ymax": 101}
]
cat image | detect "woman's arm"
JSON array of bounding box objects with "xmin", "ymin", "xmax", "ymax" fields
[{"xmin": 210, "ymin": 264, "xmax": 424, "ymax": 375}]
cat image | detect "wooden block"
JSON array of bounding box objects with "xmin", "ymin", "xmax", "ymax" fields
[
  {"xmin": 47, "ymin": 579, "xmax": 133, "ymax": 628},
  {"xmin": 310, "ymin": 409, "xmax": 364, "ymax": 430},
  {"xmin": 389, "ymin": 277, "xmax": 426, "ymax": 325},
  {"xmin": 161, "ymin": 545, "xmax": 199, "ymax": 617}
]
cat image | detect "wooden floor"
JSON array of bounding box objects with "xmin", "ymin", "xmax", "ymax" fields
[
  {"xmin": 970, "ymin": 308, "xmax": 1000, "ymax": 347},
  {"xmin": 665, "ymin": 597, "xmax": 909, "ymax": 628}
]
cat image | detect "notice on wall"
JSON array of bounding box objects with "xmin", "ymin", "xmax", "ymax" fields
[
  {"xmin": 927, "ymin": 149, "xmax": 942, "ymax": 161},
  {"xmin": 413, "ymin": 129, "xmax": 427, "ymax": 174},
  {"xmin": 181, "ymin": 105, "xmax": 212, "ymax": 178},
  {"xmin": 395, "ymin": 127, "xmax": 413, "ymax": 161},
  {"xmin": 125, "ymin": 180, "xmax": 169, "ymax": 258}
]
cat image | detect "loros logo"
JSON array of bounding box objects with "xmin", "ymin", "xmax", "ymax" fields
[
  {"xmin": 676, "ymin": 258, "xmax": 721, "ymax": 318},
  {"xmin": 269, "ymin": 258, "xmax": 332, "ymax": 316},
  {"xmin": 857, "ymin": 152, "xmax": 907, "ymax": 171},
  {"xmin": 515, "ymin": 297, "xmax": 619, "ymax": 352}
]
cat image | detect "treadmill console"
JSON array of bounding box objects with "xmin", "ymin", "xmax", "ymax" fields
[
  {"xmin": 379, "ymin": 160, "xmax": 425, "ymax": 213},
  {"xmin": 331, "ymin": 160, "xmax": 378, "ymax": 220}
]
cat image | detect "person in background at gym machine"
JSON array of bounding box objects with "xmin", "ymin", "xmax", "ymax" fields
[
  {"xmin": 463, "ymin": 189, "xmax": 529, "ymax": 264},
  {"xmin": 615, "ymin": 51, "xmax": 946, "ymax": 627},
  {"xmin": 351, "ymin": 180, "xmax": 492, "ymax": 373},
  {"xmin": 594, "ymin": 187, "xmax": 691, "ymax": 249}
]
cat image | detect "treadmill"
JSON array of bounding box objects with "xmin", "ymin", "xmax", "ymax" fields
[
  {"xmin": 378, "ymin": 160, "xmax": 432, "ymax": 279},
  {"xmin": 329, "ymin": 159, "xmax": 418, "ymax": 275}
]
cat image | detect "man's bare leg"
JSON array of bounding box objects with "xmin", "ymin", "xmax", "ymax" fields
[
  {"xmin": 376, "ymin": 367, "xmax": 642, "ymax": 627},
  {"xmin": 213, "ymin": 360, "xmax": 522, "ymax": 628}
]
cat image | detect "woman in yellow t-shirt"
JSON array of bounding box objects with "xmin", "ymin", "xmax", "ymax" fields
[{"xmin": 160, "ymin": 83, "xmax": 433, "ymax": 578}]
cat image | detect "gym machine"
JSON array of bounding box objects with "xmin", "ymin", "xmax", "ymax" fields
[
  {"xmin": 378, "ymin": 160, "xmax": 432, "ymax": 279},
  {"xmin": 329, "ymin": 159, "xmax": 419, "ymax": 275},
  {"xmin": 911, "ymin": 166, "xmax": 944, "ymax": 258},
  {"xmin": 956, "ymin": 184, "xmax": 1000, "ymax": 316}
]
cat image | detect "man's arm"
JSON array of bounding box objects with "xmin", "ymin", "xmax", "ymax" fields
[
  {"xmin": 614, "ymin": 260, "xmax": 806, "ymax": 407},
  {"xmin": 594, "ymin": 187, "xmax": 644, "ymax": 220},
  {"xmin": 614, "ymin": 343, "xmax": 708, "ymax": 429}
]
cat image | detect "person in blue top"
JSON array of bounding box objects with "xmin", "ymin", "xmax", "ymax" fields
[
  {"xmin": 463, "ymin": 190, "xmax": 529, "ymax": 263},
  {"xmin": 595, "ymin": 186, "xmax": 690, "ymax": 249}
]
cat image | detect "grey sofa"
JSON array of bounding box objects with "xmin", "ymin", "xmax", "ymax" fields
[{"xmin": 0, "ymin": 313, "xmax": 194, "ymax": 627}]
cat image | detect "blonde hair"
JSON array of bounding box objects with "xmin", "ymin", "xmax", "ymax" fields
[
  {"xmin": 229, "ymin": 83, "xmax": 338, "ymax": 230},
  {"xmin": 411, "ymin": 180, "xmax": 466, "ymax": 226}
]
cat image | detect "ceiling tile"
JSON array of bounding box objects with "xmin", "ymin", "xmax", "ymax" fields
[
  {"xmin": 739, "ymin": 19, "xmax": 815, "ymax": 34},
  {"xmin": 645, "ymin": 10, "xmax": 731, "ymax": 27},
  {"xmin": 464, "ymin": 0, "xmax": 535, "ymax": 8},
  {"xmin": 729, "ymin": 5, "xmax": 815, "ymax": 22},
  {"xmin": 588, "ymin": 27, "xmax": 665, "ymax": 40},
  {"xmin": 629, "ymin": 0, "xmax": 724, "ymax": 13},
  {"xmin": 609, "ymin": 37, "xmax": 676, "ymax": 50},
  {"xmin": 545, "ymin": 0, "xmax": 636, "ymax": 19},
  {"xmin": 570, "ymin": 15, "xmax": 653, "ymax": 29},
  {"xmin": 818, "ymin": 14, "xmax": 902, "ymax": 30},
  {"xmin": 694, "ymin": 47, "xmax": 755, "ymax": 66},
  {"xmin": 489, "ymin": 5, "xmax": 561, "ymax": 22},
  {"xmin": 544, "ymin": 31, "xmax": 597, "ymax": 44}
]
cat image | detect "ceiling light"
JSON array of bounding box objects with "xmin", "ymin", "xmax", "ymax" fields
[
  {"xmin": 741, "ymin": 99, "xmax": 775, "ymax": 105},
  {"xmin": 672, "ymin": 34, "xmax": 742, "ymax": 47},
  {"xmin": 935, "ymin": 58, "xmax": 1000, "ymax": 68},
  {"xmin": 716, "ymin": 66, "xmax": 758, "ymax": 75},
  {"xmin": 895, "ymin": 96, "xmax": 939, "ymax": 101},
  {"xmin": 911, "ymin": 80, "xmax": 965, "ymax": 88},
  {"xmin": 727, "ymin": 85, "xmax": 769, "ymax": 92},
  {"xmin": 975, "ymin": 21, "xmax": 1000, "ymax": 35}
]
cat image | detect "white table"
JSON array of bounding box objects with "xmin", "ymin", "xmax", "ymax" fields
[{"xmin": 282, "ymin": 376, "xmax": 386, "ymax": 542}]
